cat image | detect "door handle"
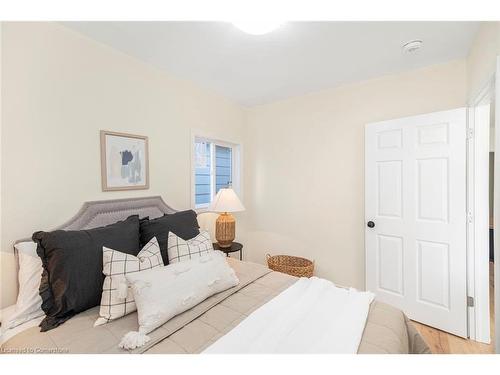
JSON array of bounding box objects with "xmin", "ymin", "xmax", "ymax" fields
[{"xmin": 367, "ymin": 221, "xmax": 375, "ymax": 228}]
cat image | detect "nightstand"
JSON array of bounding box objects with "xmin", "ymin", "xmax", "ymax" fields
[{"xmin": 213, "ymin": 242, "xmax": 243, "ymax": 261}]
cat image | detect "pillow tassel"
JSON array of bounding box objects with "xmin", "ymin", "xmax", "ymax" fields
[
  {"xmin": 119, "ymin": 331, "xmax": 151, "ymax": 350},
  {"xmin": 117, "ymin": 281, "xmax": 129, "ymax": 299}
]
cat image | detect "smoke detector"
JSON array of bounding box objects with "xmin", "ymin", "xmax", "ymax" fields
[{"xmin": 402, "ymin": 40, "xmax": 423, "ymax": 54}]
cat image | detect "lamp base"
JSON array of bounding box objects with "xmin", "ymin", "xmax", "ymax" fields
[{"xmin": 216, "ymin": 212, "xmax": 235, "ymax": 248}]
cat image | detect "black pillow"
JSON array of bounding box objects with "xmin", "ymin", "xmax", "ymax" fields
[
  {"xmin": 33, "ymin": 215, "xmax": 141, "ymax": 332},
  {"xmin": 140, "ymin": 210, "xmax": 200, "ymax": 265}
]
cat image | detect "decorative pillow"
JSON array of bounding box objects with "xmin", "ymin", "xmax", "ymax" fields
[
  {"xmin": 95, "ymin": 237, "xmax": 163, "ymax": 326},
  {"xmin": 3, "ymin": 242, "xmax": 44, "ymax": 329},
  {"xmin": 139, "ymin": 210, "xmax": 200, "ymax": 265},
  {"xmin": 33, "ymin": 215, "xmax": 141, "ymax": 332},
  {"xmin": 167, "ymin": 230, "xmax": 214, "ymax": 264},
  {"xmin": 119, "ymin": 251, "xmax": 239, "ymax": 350}
]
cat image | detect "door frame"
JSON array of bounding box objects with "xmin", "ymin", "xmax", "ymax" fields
[
  {"xmin": 467, "ymin": 73, "xmax": 495, "ymax": 344},
  {"xmin": 495, "ymin": 57, "xmax": 500, "ymax": 354}
]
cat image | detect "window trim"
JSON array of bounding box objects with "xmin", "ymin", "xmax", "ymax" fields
[{"xmin": 191, "ymin": 131, "xmax": 242, "ymax": 213}]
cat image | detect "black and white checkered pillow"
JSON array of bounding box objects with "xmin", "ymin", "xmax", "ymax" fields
[
  {"xmin": 95, "ymin": 236, "xmax": 163, "ymax": 326},
  {"xmin": 167, "ymin": 230, "xmax": 214, "ymax": 264}
]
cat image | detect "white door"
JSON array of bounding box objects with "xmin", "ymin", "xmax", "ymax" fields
[{"xmin": 365, "ymin": 108, "xmax": 467, "ymax": 337}]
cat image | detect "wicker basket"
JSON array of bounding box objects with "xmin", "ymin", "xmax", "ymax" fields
[{"xmin": 266, "ymin": 254, "xmax": 314, "ymax": 278}]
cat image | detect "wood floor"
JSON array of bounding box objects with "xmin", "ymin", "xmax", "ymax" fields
[{"xmin": 411, "ymin": 262, "xmax": 495, "ymax": 354}]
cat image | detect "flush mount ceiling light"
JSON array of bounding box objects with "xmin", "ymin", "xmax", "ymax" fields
[
  {"xmin": 231, "ymin": 20, "xmax": 283, "ymax": 35},
  {"xmin": 402, "ymin": 40, "xmax": 423, "ymax": 54}
]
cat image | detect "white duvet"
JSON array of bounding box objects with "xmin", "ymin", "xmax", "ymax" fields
[{"xmin": 204, "ymin": 276, "xmax": 375, "ymax": 354}]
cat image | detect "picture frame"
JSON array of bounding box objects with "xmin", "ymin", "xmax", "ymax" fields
[{"xmin": 100, "ymin": 130, "xmax": 149, "ymax": 191}]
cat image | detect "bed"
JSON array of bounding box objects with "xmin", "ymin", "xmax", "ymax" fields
[{"xmin": 1, "ymin": 196, "xmax": 430, "ymax": 354}]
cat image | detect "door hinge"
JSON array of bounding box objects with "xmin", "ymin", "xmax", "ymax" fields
[
  {"xmin": 467, "ymin": 211, "xmax": 474, "ymax": 224},
  {"xmin": 467, "ymin": 296, "xmax": 474, "ymax": 307},
  {"xmin": 467, "ymin": 128, "xmax": 474, "ymax": 139}
]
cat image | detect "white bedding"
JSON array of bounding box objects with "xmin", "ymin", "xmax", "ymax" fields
[
  {"xmin": 1, "ymin": 305, "xmax": 43, "ymax": 345},
  {"xmin": 204, "ymin": 276, "xmax": 375, "ymax": 354}
]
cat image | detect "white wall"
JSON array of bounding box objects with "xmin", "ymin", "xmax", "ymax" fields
[
  {"xmin": 0, "ymin": 22, "xmax": 245, "ymax": 308},
  {"xmin": 467, "ymin": 22, "xmax": 500, "ymax": 98},
  {"xmin": 0, "ymin": 22, "xmax": 3, "ymax": 309},
  {"xmin": 240, "ymin": 60, "xmax": 467, "ymax": 290}
]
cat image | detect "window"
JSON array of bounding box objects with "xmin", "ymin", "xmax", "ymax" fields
[{"xmin": 193, "ymin": 136, "xmax": 239, "ymax": 209}]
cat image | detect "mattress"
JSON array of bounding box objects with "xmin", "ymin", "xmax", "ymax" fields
[{"xmin": 0, "ymin": 258, "xmax": 430, "ymax": 354}]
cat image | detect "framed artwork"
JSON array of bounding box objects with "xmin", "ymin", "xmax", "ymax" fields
[{"xmin": 100, "ymin": 130, "xmax": 149, "ymax": 191}]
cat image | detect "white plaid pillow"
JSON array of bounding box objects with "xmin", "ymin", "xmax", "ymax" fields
[
  {"xmin": 95, "ymin": 237, "xmax": 163, "ymax": 326},
  {"xmin": 167, "ymin": 230, "xmax": 214, "ymax": 264}
]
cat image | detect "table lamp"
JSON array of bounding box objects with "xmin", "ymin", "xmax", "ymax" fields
[{"xmin": 209, "ymin": 188, "xmax": 245, "ymax": 247}]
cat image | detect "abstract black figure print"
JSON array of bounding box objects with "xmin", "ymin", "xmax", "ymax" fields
[{"xmin": 100, "ymin": 130, "xmax": 149, "ymax": 191}]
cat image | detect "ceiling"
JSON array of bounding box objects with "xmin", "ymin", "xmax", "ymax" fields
[{"xmin": 63, "ymin": 22, "xmax": 480, "ymax": 107}]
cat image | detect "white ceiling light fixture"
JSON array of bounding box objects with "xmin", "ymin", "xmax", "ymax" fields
[
  {"xmin": 231, "ymin": 20, "xmax": 284, "ymax": 35},
  {"xmin": 402, "ymin": 40, "xmax": 423, "ymax": 54}
]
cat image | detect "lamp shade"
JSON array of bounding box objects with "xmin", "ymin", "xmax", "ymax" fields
[{"xmin": 209, "ymin": 188, "xmax": 245, "ymax": 213}]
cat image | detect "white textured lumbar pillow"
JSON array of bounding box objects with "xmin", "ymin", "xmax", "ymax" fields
[
  {"xmin": 119, "ymin": 250, "xmax": 239, "ymax": 350},
  {"xmin": 95, "ymin": 237, "xmax": 163, "ymax": 326}
]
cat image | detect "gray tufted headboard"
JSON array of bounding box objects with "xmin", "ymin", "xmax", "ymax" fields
[{"xmin": 15, "ymin": 196, "xmax": 177, "ymax": 244}]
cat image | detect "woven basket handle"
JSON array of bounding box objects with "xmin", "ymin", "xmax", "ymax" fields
[{"xmin": 266, "ymin": 253, "xmax": 272, "ymax": 261}]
